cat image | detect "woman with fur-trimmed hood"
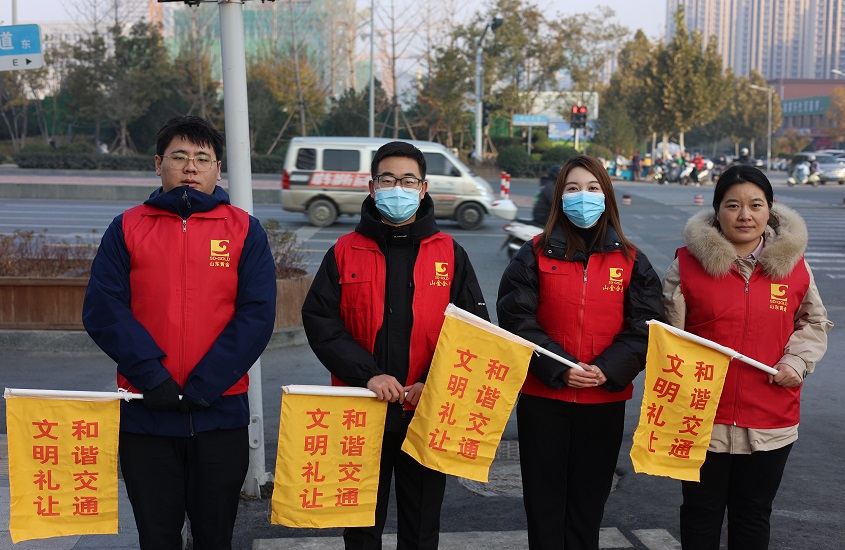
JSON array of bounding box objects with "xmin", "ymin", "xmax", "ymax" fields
[{"xmin": 663, "ymin": 165, "xmax": 832, "ymax": 550}]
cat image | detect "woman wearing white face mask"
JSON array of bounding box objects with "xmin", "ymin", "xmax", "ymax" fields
[{"xmin": 497, "ymin": 155, "xmax": 664, "ymax": 549}]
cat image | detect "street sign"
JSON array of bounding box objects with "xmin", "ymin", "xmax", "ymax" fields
[
  {"xmin": 512, "ymin": 114, "xmax": 548, "ymax": 127},
  {"xmin": 0, "ymin": 24, "xmax": 44, "ymax": 72}
]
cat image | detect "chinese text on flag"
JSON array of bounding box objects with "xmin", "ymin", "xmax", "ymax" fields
[
  {"xmin": 271, "ymin": 390, "xmax": 387, "ymax": 528},
  {"xmin": 5, "ymin": 392, "xmax": 119, "ymax": 543},
  {"xmin": 402, "ymin": 309, "xmax": 534, "ymax": 482},
  {"xmin": 630, "ymin": 323, "xmax": 731, "ymax": 481}
]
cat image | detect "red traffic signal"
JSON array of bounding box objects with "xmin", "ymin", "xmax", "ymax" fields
[{"xmin": 570, "ymin": 105, "xmax": 588, "ymax": 129}]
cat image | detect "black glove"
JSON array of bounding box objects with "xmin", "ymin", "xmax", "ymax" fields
[
  {"xmin": 142, "ymin": 378, "xmax": 182, "ymax": 411},
  {"xmin": 179, "ymin": 395, "xmax": 209, "ymax": 413}
]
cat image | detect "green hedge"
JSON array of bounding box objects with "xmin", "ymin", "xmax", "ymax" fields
[
  {"xmin": 496, "ymin": 146, "xmax": 533, "ymax": 177},
  {"xmin": 248, "ymin": 155, "xmax": 284, "ymax": 175},
  {"xmin": 541, "ymin": 145, "xmax": 579, "ymax": 163},
  {"xmin": 585, "ymin": 144, "xmax": 614, "ymax": 161}
]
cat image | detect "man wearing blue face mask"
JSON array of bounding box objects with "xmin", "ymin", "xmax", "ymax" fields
[{"xmin": 302, "ymin": 141, "xmax": 489, "ymax": 550}]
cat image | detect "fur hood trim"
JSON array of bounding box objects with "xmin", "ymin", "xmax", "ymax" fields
[{"xmin": 683, "ymin": 203, "xmax": 807, "ymax": 279}]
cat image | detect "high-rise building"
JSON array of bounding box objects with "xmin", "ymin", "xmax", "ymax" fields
[
  {"xmin": 168, "ymin": 0, "xmax": 361, "ymax": 100},
  {"xmin": 666, "ymin": 0, "xmax": 845, "ymax": 80}
]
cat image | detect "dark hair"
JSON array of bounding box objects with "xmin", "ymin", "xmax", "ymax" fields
[
  {"xmin": 712, "ymin": 165, "xmax": 773, "ymax": 210},
  {"xmin": 156, "ymin": 116, "xmax": 224, "ymax": 160},
  {"xmin": 371, "ymin": 141, "xmax": 426, "ymax": 180},
  {"xmin": 537, "ymin": 155, "xmax": 635, "ymax": 260}
]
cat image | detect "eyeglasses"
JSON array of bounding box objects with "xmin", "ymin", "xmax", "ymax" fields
[
  {"xmin": 374, "ymin": 174, "xmax": 424, "ymax": 190},
  {"xmin": 160, "ymin": 153, "xmax": 218, "ymax": 172}
]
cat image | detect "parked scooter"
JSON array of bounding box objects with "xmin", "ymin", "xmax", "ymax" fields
[
  {"xmin": 652, "ymin": 164, "xmax": 666, "ymax": 184},
  {"xmin": 652, "ymin": 162, "xmax": 683, "ymax": 184},
  {"xmin": 500, "ymin": 219, "xmax": 543, "ymax": 259},
  {"xmin": 679, "ymin": 159, "xmax": 714, "ymax": 186}
]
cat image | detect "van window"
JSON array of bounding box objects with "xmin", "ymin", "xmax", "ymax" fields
[
  {"xmin": 295, "ymin": 148, "xmax": 317, "ymax": 170},
  {"xmin": 424, "ymin": 152, "xmax": 461, "ymax": 177},
  {"xmin": 324, "ymin": 149, "xmax": 360, "ymax": 172}
]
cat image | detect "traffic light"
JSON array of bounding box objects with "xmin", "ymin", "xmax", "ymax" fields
[
  {"xmin": 482, "ymin": 101, "xmax": 493, "ymax": 127},
  {"xmin": 570, "ymin": 105, "xmax": 588, "ymax": 128}
]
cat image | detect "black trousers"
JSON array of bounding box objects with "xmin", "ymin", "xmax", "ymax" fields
[
  {"xmin": 680, "ymin": 444, "xmax": 793, "ymax": 550},
  {"xmin": 343, "ymin": 430, "xmax": 447, "ymax": 550},
  {"xmin": 119, "ymin": 428, "xmax": 249, "ymax": 550},
  {"xmin": 517, "ymin": 394, "xmax": 626, "ymax": 550}
]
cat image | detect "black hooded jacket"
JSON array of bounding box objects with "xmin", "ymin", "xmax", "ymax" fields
[{"xmin": 302, "ymin": 193, "xmax": 489, "ymax": 429}]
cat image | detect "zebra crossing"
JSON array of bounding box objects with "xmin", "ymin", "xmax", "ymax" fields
[{"xmin": 620, "ymin": 186, "xmax": 845, "ymax": 279}]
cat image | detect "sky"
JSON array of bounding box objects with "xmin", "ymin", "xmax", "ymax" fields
[{"xmin": 0, "ymin": 0, "xmax": 668, "ymax": 40}]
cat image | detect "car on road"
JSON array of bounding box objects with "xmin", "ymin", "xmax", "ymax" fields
[
  {"xmin": 815, "ymin": 154, "xmax": 845, "ymax": 184},
  {"xmin": 280, "ymin": 137, "xmax": 495, "ymax": 229},
  {"xmin": 787, "ymin": 153, "xmax": 845, "ymax": 184}
]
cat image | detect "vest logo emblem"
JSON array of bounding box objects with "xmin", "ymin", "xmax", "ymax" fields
[
  {"xmin": 210, "ymin": 239, "xmax": 231, "ymax": 268},
  {"xmin": 603, "ymin": 267, "xmax": 624, "ymax": 292},
  {"xmin": 430, "ymin": 261, "xmax": 451, "ymax": 287},
  {"xmin": 770, "ymin": 284, "xmax": 788, "ymax": 312}
]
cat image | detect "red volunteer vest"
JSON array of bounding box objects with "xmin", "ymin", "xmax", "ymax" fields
[
  {"xmin": 677, "ymin": 247, "xmax": 809, "ymax": 428},
  {"xmin": 119, "ymin": 203, "xmax": 250, "ymax": 395},
  {"xmin": 333, "ymin": 231, "xmax": 454, "ymax": 401},
  {"xmin": 521, "ymin": 238, "xmax": 636, "ymax": 404}
]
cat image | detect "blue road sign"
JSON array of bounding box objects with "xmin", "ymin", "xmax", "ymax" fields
[
  {"xmin": 512, "ymin": 114, "xmax": 549, "ymax": 127},
  {"xmin": 0, "ymin": 24, "xmax": 44, "ymax": 72}
]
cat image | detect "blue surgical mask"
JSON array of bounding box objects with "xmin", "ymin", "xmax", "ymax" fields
[
  {"xmin": 374, "ymin": 186, "xmax": 421, "ymax": 223},
  {"xmin": 562, "ymin": 191, "xmax": 605, "ymax": 228}
]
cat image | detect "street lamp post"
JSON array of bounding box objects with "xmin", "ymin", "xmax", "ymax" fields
[
  {"xmin": 749, "ymin": 84, "xmax": 773, "ymax": 171},
  {"xmin": 473, "ymin": 17, "xmax": 502, "ymax": 164},
  {"xmin": 368, "ymin": 0, "xmax": 375, "ymax": 138}
]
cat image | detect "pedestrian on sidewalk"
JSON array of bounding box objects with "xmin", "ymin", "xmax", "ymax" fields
[
  {"xmin": 663, "ymin": 165, "xmax": 832, "ymax": 549},
  {"xmin": 632, "ymin": 150, "xmax": 642, "ymax": 181},
  {"xmin": 497, "ymin": 155, "xmax": 664, "ymax": 549},
  {"xmin": 302, "ymin": 140, "xmax": 489, "ymax": 550},
  {"xmin": 82, "ymin": 115, "xmax": 277, "ymax": 550}
]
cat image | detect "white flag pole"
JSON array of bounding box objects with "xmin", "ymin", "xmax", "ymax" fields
[
  {"xmin": 445, "ymin": 304, "xmax": 586, "ymax": 371},
  {"xmin": 4, "ymin": 388, "xmax": 144, "ymax": 401},
  {"xmin": 283, "ymin": 385, "xmax": 380, "ymax": 398},
  {"xmin": 647, "ymin": 320, "xmax": 778, "ymax": 375}
]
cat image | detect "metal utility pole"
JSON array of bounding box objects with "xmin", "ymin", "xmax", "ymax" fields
[
  {"xmin": 749, "ymin": 84, "xmax": 773, "ymax": 171},
  {"xmin": 217, "ymin": 0, "xmax": 269, "ymax": 498},
  {"xmin": 472, "ymin": 17, "xmax": 502, "ymax": 163},
  {"xmin": 368, "ymin": 0, "xmax": 375, "ymax": 137}
]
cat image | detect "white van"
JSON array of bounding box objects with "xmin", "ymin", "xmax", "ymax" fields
[{"xmin": 280, "ymin": 137, "xmax": 496, "ymax": 229}]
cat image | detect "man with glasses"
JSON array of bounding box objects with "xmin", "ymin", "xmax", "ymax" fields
[
  {"xmin": 82, "ymin": 115, "xmax": 276, "ymax": 549},
  {"xmin": 302, "ymin": 141, "xmax": 489, "ymax": 549}
]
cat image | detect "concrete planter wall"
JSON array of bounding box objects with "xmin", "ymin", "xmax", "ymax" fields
[{"xmin": 0, "ymin": 275, "xmax": 314, "ymax": 331}]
